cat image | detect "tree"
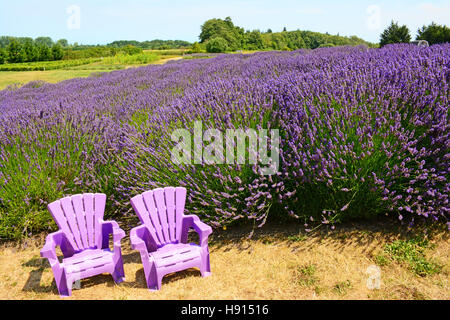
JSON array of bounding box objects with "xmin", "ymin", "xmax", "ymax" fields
[
  {"xmin": 379, "ymin": 20, "xmax": 411, "ymax": 47},
  {"xmin": 199, "ymin": 17, "xmax": 244, "ymax": 51},
  {"xmin": 0, "ymin": 36, "xmax": 12, "ymax": 48},
  {"xmin": 224, "ymin": 16, "xmax": 234, "ymax": 29},
  {"xmin": 200, "ymin": 18, "xmax": 227, "ymax": 43},
  {"xmin": 283, "ymin": 27, "xmax": 287, "ymax": 32},
  {"xmin": 56, "ymin": 39, "xmax": 69, "ymax": 47},
  {"xmin": 245, "ymin": 30, "xmax": 264, "ymax": 50},
  {"xmin": 270, "ymin": 33, "xmax": 287, "ymax": 50},
  {"xmin": 416, "ymin": 22, "xmax": 450, "ymax": 45},
  {"xmin": 286, "ymin": 30, "xmax": 306, "ymax": 49},
  {"xmin": 34, "ymin": 36, "xmax": 53, "ymax": 47},
  {"xmin": 38, "ymin": 44, "xmax": 52, "ymax": 61},
  {"xmin": 206, "ymin": 37, "xmax": 229, "ymax": 53},
  {"xmin": 191, "ymin": 42, "xmax": 202, "ymax": 53},
  {"xmin": 51, "ymin": 44, "xmax": 64, "ymax": 60},
  {"xmin": 0, "ymin": 48, "xmax": 6, "ymax": 64},
  {"xmin": 7, "ymin": 40, "xmax": 25, "ymax": 63},
  {"xmin": 23, "ymin": 40, "xmax": 39, "ymax": 62},
  {"xmin": 121, "ymin": 44, "xmax": 142, "ymax": 55},
  {"xmin": 197, "ymin": 17, "xmax": 374, "ymax": 51}
]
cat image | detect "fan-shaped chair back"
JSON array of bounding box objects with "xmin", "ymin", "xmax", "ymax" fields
[
  {"xmin": 47, "ymin": 193, "xmax": 106, "ymax": 252},
  {"xmin": 130, "ymin": 187, "xmax": 187, "ymax": 247}
]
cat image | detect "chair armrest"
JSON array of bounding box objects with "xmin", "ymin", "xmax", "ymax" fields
[
  {"xmin": 130, "ymin": 225, "xmax": 156, "ymax": 260},
  {"xmin": 99, "ymin": 219, "xmax": 126, "ymax": 250},
  {"xmin": 130, "ymin": 225, "xmax": 146, "ymax": 250},
  {"xmin": 181, "ymin": 215, "xmax": 213, "ymax": 247},
  {"xmin": 40, "ymin": 230, "xmax": 73, "ymax": 267}
]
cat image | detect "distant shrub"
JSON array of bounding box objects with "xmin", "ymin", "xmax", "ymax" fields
[
  {"xmin": 101, "ymin": 52, "xmax": 159, "ymax": 65},
  {"xmin": 120, "ymin": 45, "xmax": 143, "ymax": 55},
  {"xmin": 0, "ymin": 58, "xmax": 100, "ymax": 71},
  {"xmin": 319, "ymin": 43, "xmax": 335, "ymax": 48},
  {"xmin": 191, "ymin": 42, "xmax": 202, "ymax": 53}
]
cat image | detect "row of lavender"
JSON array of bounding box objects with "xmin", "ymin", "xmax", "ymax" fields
[{"xmin": 0, "ymin": 44, "xmax": 448, "ymax": 239}]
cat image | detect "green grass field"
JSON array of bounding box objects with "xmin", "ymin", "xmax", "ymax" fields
[
  {"xmin": 0, "ymin": 50, "xmax": 186, "ymax": 90},
  {"xmin": 0, "ymin": 69, "xmax": 103, "ymax": 89}
]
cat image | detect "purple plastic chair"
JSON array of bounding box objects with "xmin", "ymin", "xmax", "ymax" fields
[
  {"xmin": 40, "ymin": 193, "xmax": 126, "ymax": 297},
  {"xmin": 130, "ymin": 187, "xmax": 212, "ymax": 290}
]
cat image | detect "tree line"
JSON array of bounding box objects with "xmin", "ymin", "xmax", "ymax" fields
[
  {"xmin": 196, "ymin": 17, "xmax": 374, "ymax": 53},
  {"xmin": 380, "ymin": 21, "xmax": 449, "ymax": 47},
  {"xmin": 197, "ymin": 17, "xmax": 449, "ymax": 53},
  {"xmin": 107, "ymin": 39, "xmax": 192, "ymax": 50},
  {"xmin": 0, "ymin": 36, "xmax": 66, "ymax": 64},
  {"xmin": 2, "ymin": 19, "xmax": 446, "ymax": 64},
  {"xmin": 0, "ymin": 36, "xmax": 191, "ymax": 65}
]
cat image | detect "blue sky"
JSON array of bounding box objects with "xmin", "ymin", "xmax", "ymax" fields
[{"xmin": 1, "ymin": 0, "xmax": 449, "ymax": 44}]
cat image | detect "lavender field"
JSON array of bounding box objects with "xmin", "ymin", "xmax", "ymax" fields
[{"xmin": 0, "ymin": 44, "xmax": 448, "ymax": 240}]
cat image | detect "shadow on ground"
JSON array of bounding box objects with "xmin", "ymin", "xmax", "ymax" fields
[
  {"xmin": 20, "ymin": 248, "xmax": 205, "ymax": 293},
  {"xmin": 208, "ymin": 217, "xmax": 448, "ymax": 255},
  {"xmin": 21, "ymin": 257, "xmax": 56, "ymax": 294},
  {"xmin": 18, "ymin": 217, "xmax": 447, "ymax": 295}
]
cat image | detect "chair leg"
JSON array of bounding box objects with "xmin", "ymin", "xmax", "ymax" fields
[
  {"xmin": 57, "ymin": 280, "xmax": 72, "ymax": 297},
  {"xmin": 147, "ymin": 272, "xmax": 163, "ymax": 291},
  {"xmin": 54, "ymin": 269, "xmax": 72, "ymax": 297},
  {"xmin": 111, "ymin": 256, "xmax": 125, "ymax": 283},
  {"xmin": 200, "ymin": 249, "xmax": 211, "ymax": 277},
  {"xmin": 144, "ymin": 260, "xmax": 162, "ymax": 290}
]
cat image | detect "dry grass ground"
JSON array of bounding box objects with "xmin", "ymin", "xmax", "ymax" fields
[{"xmin": 0, "ymin": 220, "xmax": 448, "ymax": 300}]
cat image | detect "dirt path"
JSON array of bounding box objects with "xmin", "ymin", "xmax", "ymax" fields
[{"xmin": 0, "ymin": 221, "xmax": 448, "ymax": 300}]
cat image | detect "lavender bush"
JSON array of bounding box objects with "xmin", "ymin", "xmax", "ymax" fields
[{"xmin": 0, "ymin": 44, "xmax": 448, "ymax": 240}]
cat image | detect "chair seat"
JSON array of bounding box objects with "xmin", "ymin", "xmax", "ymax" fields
[
  {"xmin": 149, "ymin": 243, "xmax": 202, "ymax": 268},
  {"xmin": 63, "ymin": 249, "xmax": 114, "ymax": 275}
]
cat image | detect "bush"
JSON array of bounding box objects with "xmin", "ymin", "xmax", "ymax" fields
[
  {"xmin": 191, "ymin": 42, "xmax": 202, "ymax": 53},
  {"xmin": 0, "ymin": 44, "xmax": 448, "ymax": 240},
  {"xmin": 0, "ymin": 58, "xmax": 100, "ymax": 71},
  {"xmin": 319, "ymin": 43, "xmax": 335, "ymax": 48},
  {"xmin": 101, "ymin": 52, "xmax": 159, "ymax": 65},
  {"xmin": 120, "ymin": 45, "xmax": 143, "ymax": 55}
]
